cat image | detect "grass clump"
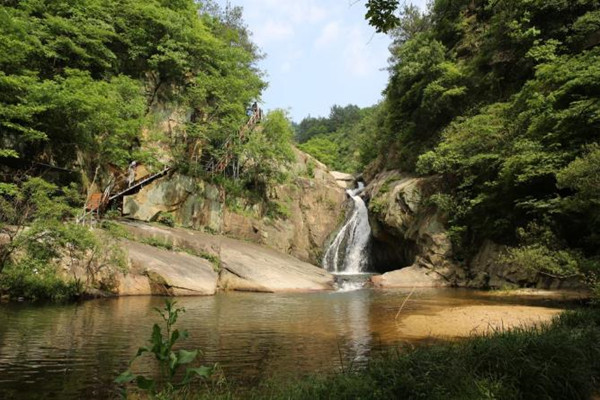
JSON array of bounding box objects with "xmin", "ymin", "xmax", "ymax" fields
[
  {"xmin": 140, "ymin": 236, "xmax": 174, "ymax": 251},
  {"xmin": 194, "ymin": 308, "xmax": 600, "ymax": 400}
]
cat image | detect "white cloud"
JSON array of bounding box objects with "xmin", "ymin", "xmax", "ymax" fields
[
  {"xmin": 343, "ymin": 27, "xmax": 376, "ymax": 77},
  {"xmin": 315, "ymin": 21, "xmax": 341, "ymax": 49},
  {"xmin": 243, "ymin": 0, "xmax": 328, "ymax": 26},
  {"xmin": 253, "ymin": 20, "xmax": 294, "ymax": 46},
  {"xmin": 280, "ymin": 49, "xmax": 303, "ymax": 74}
]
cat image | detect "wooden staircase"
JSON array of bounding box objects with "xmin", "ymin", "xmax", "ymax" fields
[
  {"xmin": 83, "ymin": 166, "xmax": 171, "ymax": 216},
  {"xmin": 108, "ymin": 166, "xmax": 171, "ymax": 203}
]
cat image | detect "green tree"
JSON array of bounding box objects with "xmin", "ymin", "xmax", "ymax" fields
[{"xmin": 241, "ymin": 109, "xmax": 295, "ymax": 187}]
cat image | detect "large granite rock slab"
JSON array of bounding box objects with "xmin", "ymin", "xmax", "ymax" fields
[
  {"xmin": 365, "ymin": 171, "xmax": 461, "ymax": 286},
  {"xmin": 371, "ymin": 266, "xmax": 453, "ymax": 288},
  {"xmin": 119, "ymin": 240, "xmax": 218, "ymax": 296},
  {"xmin": 218, "ymin": 238, "xmax": 334, "ymax": 292},
  {"xmin": 120, "ymin": 148, "xmax": 346, "ymax": 265},
  {"xmin": 121, "ymin": 222, "xmax": 334, "ymax": 293}
]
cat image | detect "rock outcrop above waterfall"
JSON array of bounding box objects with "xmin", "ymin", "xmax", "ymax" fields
[
  {"xmin": 121, "ymin": 148, "xmax": 346, "ymax": 264},
  {"xmin": 364, "ymin": 171, "xmax": 460, "ymax": 288},
  {"xmin": 330, "ymin": 171, "xmax": 355, "ymax": 189},
  {"xmin": 117, "ymin": 222, "xmax": 335, "ymax": 294},
  {"xmin": 364, "ymin": 171, "xmax": 586, "ymax": 290}
]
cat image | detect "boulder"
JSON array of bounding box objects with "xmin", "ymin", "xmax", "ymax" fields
[
  {"xmin": 468, "ymin": 240, "xmax": 586, "ymax": 290},
  {"xmin": 364, "ymin": 171, "xmax": 460, "ymax": 285},
  {"xmin": 123, "ymin": 240, "xmax": 218, "ymax": 296},
  {"xmin": 121, "ymin": 222, "xmax": 335, "ymax": 293},
  {"xmin": 371, "ymin": 265, "xmax": 453, "ymax": 288},
  {"xmin": 330, "ymin": 171, "xmax": 355, "ymax": 189},
  {"xmin": 123, "ymin": 175, "xmax": 224, "ymax": 233}
]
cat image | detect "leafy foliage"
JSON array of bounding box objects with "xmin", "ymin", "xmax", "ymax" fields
[
  {"xmin": 242, "ymin": 110, "xmax": 295, "ymax": 186},
  {"xmin": 296, "ymin": 104, "xmax": 378, "ymax": 172},
  {"xmin": 116, "ymin": 299, "xmax": 213, "ymax": 397},
  {"xmin": 0, "ymin": 0, "xmax": 265, "ymax": 175},
  {"xmin": 358, "ymin": 0, "xmax": 600, "ymax": 274},
  {"xmin": 0, "ymin": 176, "xmax": 126, "ymax": 300}
]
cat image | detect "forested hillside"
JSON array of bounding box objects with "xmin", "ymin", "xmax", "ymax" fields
[
  {"xmin": 358, "ymin": 0, "xmax": 600, "ymax": 282},
  {"xmin": 0, "ymin": 0, "xmax": 270, "ymax": 171},
  {"xmin": 0, "ymin": 0, "xmax": 298, "ymax": 300},
  {"xmin": 294, "ymin": 104, "xmax": 383, "ymax": 173}
]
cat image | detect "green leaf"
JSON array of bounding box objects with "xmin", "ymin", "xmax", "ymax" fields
[
  {"xmin": 169, "ymin": 328, "xmax": 180, "ymax": 347},
  {"xmin": 135, "ymin": 376, "xmax": 155, "ymax": 391},
  {"xmin": 151, "ymin": 324, "xmax": 162, "ymax": 346},
  {"xmin": 181, "ymin": 365, "xmax": 213, "ymax": 385},
  {"xmin": 169, "ymin": 351, "xmax": 178, "ymax": 372},
  {"xmin": 176, "ymin": 349, "xmax": 198, "ymax": 365},
  {"xmin": 135, "ymin": 346, "xmax": 149, "ymax": 357},
  {"xmin": 114, "ymin": 370, "xmax": 135, "ymax": 384},
  {"xmin": 0, "ymin": 149, "xmax": 18, "ymax": 158}
]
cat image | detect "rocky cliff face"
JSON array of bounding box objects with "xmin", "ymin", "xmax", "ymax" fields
[
  {"xmin": 121, "ymin": 148, "xmax": 346, "ymax": 264},
  {"xmin": 364, "ymin": 171, "xmax": 584, "ymax": 290},
  {"xmin": 364, "ymin": 171, "xmax": 461, "ymax": 288}
]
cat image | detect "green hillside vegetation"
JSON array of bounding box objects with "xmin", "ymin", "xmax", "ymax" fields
[
  {"xmin": 0, "ymin": 0, "xmax": 296, "ymax": 300},
  {"xmin": 0, "ymin": 0, "xmax": 295, "ymax": 180},
  {"xmin": 295, "ymin": 104, "xmax": 385, "ymax": 173},
  {"xmin": 341, "ymin": 1, "xmax": 600, "ymax": 289}
]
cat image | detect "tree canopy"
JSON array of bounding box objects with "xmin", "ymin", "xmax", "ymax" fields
[
  {"xmin": 359, "ymin": 0, "xmax": 600, "ymax": 276},
  {"xmin": 0, "ymin": 0, "xmax": 266, "ymax": 175}
]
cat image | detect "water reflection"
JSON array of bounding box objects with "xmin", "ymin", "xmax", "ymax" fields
[{"xmin": 0, "ymin": 289, "xmax": 564, "ymax": 399}]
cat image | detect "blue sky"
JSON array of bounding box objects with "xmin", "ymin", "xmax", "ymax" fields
[{"xmin": 217, "ymin": 1, "xmax": 427, "ymax": 122}]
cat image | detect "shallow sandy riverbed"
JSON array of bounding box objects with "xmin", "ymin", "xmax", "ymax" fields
[{"xmin": 395, "ymin": 305, "xmax": 562, "ymax": 338}]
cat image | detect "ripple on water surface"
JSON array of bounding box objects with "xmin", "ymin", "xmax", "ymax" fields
[{"xmin": 0, "ymin": 289, "xmax": 565, "ymax": 399}]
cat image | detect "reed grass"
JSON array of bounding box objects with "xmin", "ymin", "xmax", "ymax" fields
[{"xmin": 194, "ymin": 308, "xmax": 600, "ymax": 400}]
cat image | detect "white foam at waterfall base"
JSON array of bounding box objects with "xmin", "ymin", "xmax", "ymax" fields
[
  {"xmin": 336, "ymin": 280, "xmax": 365, "ymax": 292},
  {"xmin": 323, "ymin": 183, "xmax": 371, "ymax": 274}
]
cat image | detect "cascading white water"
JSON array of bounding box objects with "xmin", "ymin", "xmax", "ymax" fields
[{"xmin": 323, "ymin": 183, "xmax": 371, "ymax": 274}]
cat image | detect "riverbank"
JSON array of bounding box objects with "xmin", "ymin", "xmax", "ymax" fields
[
  {"xmin": 196, "ymin": 308, "xmax": 600, "ymax": 400},
  {"xmin": 0, "ymin": 288, "xmax": 578, "ymax": 399}
]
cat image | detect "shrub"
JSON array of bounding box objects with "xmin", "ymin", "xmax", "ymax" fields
[
  {"xmin": 156, "ymin": 212, "xmax": 176, "ymax": 227},
  {"xmin": 0, "ymin": 259, "xmax": 83, "ymax": 302},
  {"xmin": 266, "ymin": 200, "xmax": 291, "ymax": 220}
]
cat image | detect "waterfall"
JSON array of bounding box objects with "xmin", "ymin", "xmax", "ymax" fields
[{"xmin": 323, "ymin": 183, "xmax": 371, "ymax": 274}]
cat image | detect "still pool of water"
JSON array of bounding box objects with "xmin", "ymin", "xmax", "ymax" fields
[{"xmin": 0, "ymin": 288, "xmax": 564, "ymax": 399}]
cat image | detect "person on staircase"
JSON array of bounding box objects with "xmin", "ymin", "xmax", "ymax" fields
[{"xmin": 127, "ymin": 160, "xmax": 137, "ymax": 187}]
